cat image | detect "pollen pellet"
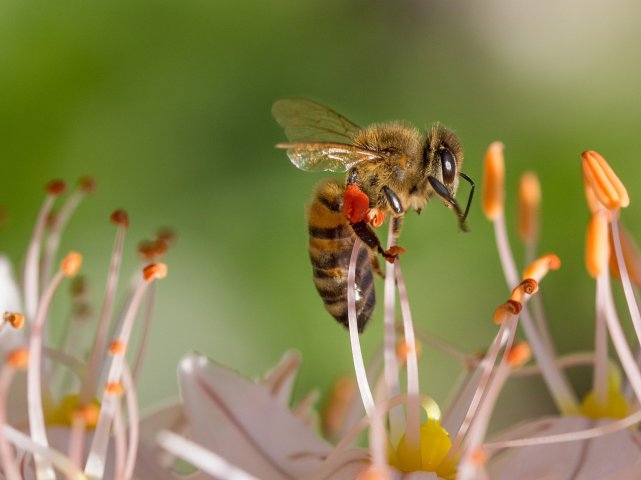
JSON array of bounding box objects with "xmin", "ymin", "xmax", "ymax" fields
[
  {"xmin": 110, "ymin": 209, "xmax": 129, "ymax": 228},
  {"xmin": 586, "ymin": 211, "xmax": 610, "ymax": 278},
  {"xmin": 143, "ymin": 263, "xmax": 168, "ymax": 281},
  {"xmin": 105, "ymin": 382, "xmax": 124, "ymax": 396},
  {"xmin": 581, "ymin": 150, "xmax": 630, "ymax": 210},
  {"xmin": 3, "ymin": 311, "xmax": 24, "ymax": 329},
  {"xmin": 62, "ymin": 252, "xmax": 83, "ymax": 277},
  {"xmin": 481, "ymin": 142, "xmax": 505, "ymax": 220},
  {"xmin": 507, "ymin": 341, "xmax": 532, "ymax": 367},
  {"xmin": 46, "ymin": 179, "xmax": 66, "ymax": 196},
  {"xmin": 6, "ymin": 348, "xmax": 29, "ymax": 369},
  {"xmin": 493, "ymin": 300, "xmax": 521, "ymax": 324},
  {"xmin": 518, "ymin": 172, "xmax": 541, "ymax": 244},
  {"xmin": 109, "ymin": 340, "xmax": 126, "ymax": 355},
  {"xmin": 523, "ymin": 253, "xmax": 561, "ymax": 282}
]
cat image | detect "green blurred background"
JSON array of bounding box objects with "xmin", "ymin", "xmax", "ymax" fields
[{"xmin": 1, "ymin": 0, "xmax": 640, "ymax": 430}]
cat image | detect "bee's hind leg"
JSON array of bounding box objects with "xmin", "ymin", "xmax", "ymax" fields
[{"xmin": 351, "ymin": 221, "xmax": 404, "ymax": 263}]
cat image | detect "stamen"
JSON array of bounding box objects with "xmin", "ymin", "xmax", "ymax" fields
[
  {"xmin": 46, "ymin": 180, "xmax": 67, "ymax": 196},
  {"xmin": 3, "ymin": 312, "xmax": 24, "ymax": 329},
  {"xmin": 77, "ymin": 176, "xmax": 97, "ymax": 194},
  {"xmin": 581, "ymin": 150, "xmax": 629, "ymax": 210},
  {"xmin": 109, "ymin": 340, "xmax": 126, "ymax": 355},
  {"xmin": 522, "ymin": 253, "xmax": 561, "ymax": 282},
  {"xmin": 143, "ymin": 262, "xmax": 168, "ymax": 281},
  {"xmin": 110, "ymin": 209, "xmax": 129, "ymax": 228},
  {"xmin": 506, "ymin": 341, "xmax": 532, "ymax": 368},
  {"xmin": 356, "ymin": 465, "xmax": 390, "ymax": 480},
  {"xmin": 6, "ymin": 348, "xmax": 29, "ymax": 369},
  {"xmin": 609, "ymin": 223, "xmax": 641, "ymax": 286},
  {"xmin": 510, "ymin": 279, "xmax": 539, "ymax": 303},
  {"xmin": 493, "ymin": 300, "xmax": 521, "ymax": 324},
  {"xmin": 481, "ymin": 142, "xmax": 505, "ymax": 220},
  {"xmin": 396, "ymin": 338, "xmax": 423, "ymax": 364},
  {"xmin": 586, "ymin": 211, "xmax": 610, "ymax": 278},
  {"xmin": 518, "ymin": 172, "xmax": 541, "ymax": 250},
  {"xmin": 346, "ymin": 239, "xmax": 375, "ymax": 417}
]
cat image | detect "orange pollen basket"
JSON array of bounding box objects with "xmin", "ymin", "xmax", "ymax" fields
[{"xmin": 343, "ymin": 183, "xmax": 370, "ymax": 223}]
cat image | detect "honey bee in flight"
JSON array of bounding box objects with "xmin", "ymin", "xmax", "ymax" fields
[{"xmin": 273, "ymin": 98, "xmax": 474, "ymax": 332}]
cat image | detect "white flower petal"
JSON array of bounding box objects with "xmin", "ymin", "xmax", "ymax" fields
[
  {"xmin": 179, "ymin": 353, "xmax": 334, "ymax": 480},
  {"xmin": 261, "ymin": 350, "xmax": 301, "ymax": 405},
  {"xmin": 488, "ymin": 416, "xmax": 641, "ymax": 480}
]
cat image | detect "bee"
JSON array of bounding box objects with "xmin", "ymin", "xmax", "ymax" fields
[{"xmin": 273, "ymin": 98, "xmax": 474, "ymax": 332}]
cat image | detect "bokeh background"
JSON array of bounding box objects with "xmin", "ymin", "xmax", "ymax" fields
[{"xmin": 1, "ymin": 0, "xmax": 640, "ymax": 431}]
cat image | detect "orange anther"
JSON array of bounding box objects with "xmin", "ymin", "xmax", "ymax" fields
[
  {"xmin": 46, "ymin": 179, "xmax": 66, "ymax": 196},
  {"xmin": 469, "ymin": 447, "xmax": 488, "ymax": 466},
  {"xmin": 581, "ymin": 151, "xmax": 629, "ymax": 210},
  {"xmin": 110, "ymin": 209, "xmax": 129, "ymax": 228},
  {"xmin": 6, "ymin": 348, "xmax": 29, "ymax": 369},
  {"xmin": 61, "ymin": 252, "xmax": 83, "ymax": 277},
  {"xmin": 493, "ymin": 300, "xmax": 522, "ymax": 324},
  {"xmin": 77, "ymin": 176, "xmax": 97, "ymax": 194},
  {"xmin": 507, "ymin": 341, "xmax": 532, "ymax": 367},
  {"xmin": 510, "ymin": 278, "xmax": 539, "ymax": 302},
  {"xmin": 396, "ymin": 338, "xmax": 422, "ymax": 363},
  {"xmin": 74, "ymin": 403, "xmax": 100, "ymax": 428},
  {"xmin": 343, "ymin": 184, "xmax": 370, "ymax": 223},
  {"xmin": 109, "ymin": 340, "xmax": 126, "ymax": 355},
  {"xmin": 143, "ymin": 263, "xmax": 168, "ymax": 281},
  {"xmin": 3, "ymin": 312, "xmax": 24, "ymax": 329},
  {"xmin": 518, "ymin": 172, "xmax": 541, "ymax": 244},
  {"xmin": 586, "ymin": 211, "xmax": 610, "ymax": 278},
  {"xmin": 523, "ymin": 253, "xmax": 561, "ymax": 282},
  {"xmin": 356, "ymin": 465, "xmax": 391, "ymax": 480},
  {"xmin": 105, "ymin": 382, "xmax": 124, "ymax": 396},
  {"xmin": 481, "ymin": 142, "xmax": 505, "ymax": 220}
]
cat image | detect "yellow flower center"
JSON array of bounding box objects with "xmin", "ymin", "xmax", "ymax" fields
[
  {"xmin": 389, "ymin": 419, "xmax": 457, "ymax": 479},
  {"xmin": 46, "ymin": 394, "xmax": 101, "ymax": 428},
  {"xmin": 580, "ymin": 370, "xmax": 629, "ymax": 419}
]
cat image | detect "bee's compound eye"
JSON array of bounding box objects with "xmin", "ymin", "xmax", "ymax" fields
[{"xmin": 439, "ymin": 149, "xmax": 456, "ymax": 184}]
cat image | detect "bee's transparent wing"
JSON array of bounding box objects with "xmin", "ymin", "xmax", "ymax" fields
[
  {"xmin": 272, "ymin": 98, "xmax": 362, "ymax": 143},
  {"xmin": 277, "ymin": 142, "xmax": 382, "ymax": 172}
]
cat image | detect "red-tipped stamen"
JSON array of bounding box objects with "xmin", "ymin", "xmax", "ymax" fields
[
  {"xmin": 41, "ymin": 178, "xmax": 94, "ymax": 292},
  {"xmin": 79, "ymin": 210, "xmax": 129, "ymax": 406},
  {"xmin": 346, "ymin": 239, "xmax": 375, "ymax": 418},
  {"xmin": 157, "ymin": 430, "xmax": 260, "ymax": 480},
  {"xmin": 85, "ymin": 266, "xmax": 163, "ymax": 477},
  {"xmin": 581, "ymin": 150, "xmax": 629, "ymax": 210},
  {"xmin": 24, "ymin": 181, "xmax": 65, "ymax": 322},
  {"xmin": 3, "ymin": 312, "xmax": 24, "ymax": 329},
  {"xmin": 383, "ymin": 220, "xmax": 403, "ymax": 444},
  {"xmin": 395, "ymin": 263, "xmax": 420, "ymax": 451}
]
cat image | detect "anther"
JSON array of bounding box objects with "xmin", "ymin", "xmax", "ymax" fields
[
  {"xmin": 73, "ymin": 403, "xmax": 100, "ymax": 428},
  {"xmin": 356, "ymin": 465, "xmax": 390, "ymax": 480},
  {"xmin": 396, "ymin": 338, "xmax": 422, "ymax": 363},
  {"xmin": 581, "ymin": 150, "xmax": 630, "ymax": 210},
  {"xmin": 481, "ymin": 141, "xmax": 505, "ymax": 220},
  {"xmin": 156, "ymin": 227, "xmax": 176, "ymax": 246},
  {"xmin": 507, "ymin": 341, "xmax": 532, "ymax": 368},
  {"xmin": 493, "ymin": 300, "xmax": 522, "ymax": 324},
  {"xmin": 105, "ymin": 382, "xmax": 124, "ymax": 396},
  {"xmin": 6, "ymin": 348, "xmax": 29, "ymax": 369},
  {"xmin": 3, "ymin": 311, "xmax": 24, "ymax": 329},
  {"xmin": 511, "ymin": 278, "xmax": 539, "ymax": 302},
  {"xmin": 469, "ymin": 447, "xmax": 488, "ymax": 467},
  {"xmin": 586, "ymin": 211, "xmax": 610, "ymax": 278},
  {"xmin": 62, "ymin": 252, "xmax": 83, "ymax": 277},
  {"xmin": 110, "ymin": 209, "xmax": 129, "ymax": 228},
  {"xmin": 143, "ymin": 263, "xmax": 168, "ymax": 281},
  {"xmin": 138, "ymin": 240, "xmax": 157, "ymax": 261},
  {"xmin": 518, "ymin": 172, "xmax": 541, "ymax": 244},
  {"xmin": 109, "ymin": 340, "xmax": 126, "ymax": 355},
  {"xmin": 46, "ymin": 179, "xmax": 67, "ymax": 196},
  {"xmin": 523, "ymin": 253, "xmax": 561, "ymax": 282},
  {"xmin": 77, "ymin": 176, "xmax": 97, "ymax": 194}
]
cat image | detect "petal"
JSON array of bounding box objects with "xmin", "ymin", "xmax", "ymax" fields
[
  {"xmin": 179, "ymin": 353, "xmax": 334, "ymax": 480},
  {"xmin": 261, "ymin": 350, "xmax": 301, "ymax": 405},
  {"xmin": 488, "ymin": 416, "xmax": 641, "ymax": 479}
]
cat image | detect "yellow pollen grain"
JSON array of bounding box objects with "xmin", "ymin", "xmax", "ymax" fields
[
  {"xmin": 507, "ymin": 341, "xmax": 532, "ymax": 367},
  {"xmin": 3, "ymin": 311, "xmax": 24, "ymax": 329},
  {"xmin": 481, "ymin": 142, "xmax": 505, "ymax": 220},
  {"xmin": 6, "ymin": 348, "xmax": 29, "ymax": 369},
  {"xmin": 143, "ymin": 263, "xmax": 168, "ymax": 281},
  {"xmin": 523, "ymin": 253, "xmax": 561, "ymax": 282},
  {"xmin": 61, "ymin": 252, "xmax": 83, "ymax": 277},
  {"xmin": 586, "ymin": 211, "xmax": 610, "ymax": 278},
  {"xmin": 518, "ymin": 172, "xmax": 541, "ymax": 244},
  {"xmin": 581, "ymin": 150, "xmax": 630, "ymax": 210},
  {"xmin": 105, "ymin": 382, "xmax": 124, "ymax": 396}
]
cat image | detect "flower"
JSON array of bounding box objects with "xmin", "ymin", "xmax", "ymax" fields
[{"xmin": 0, "ymin": 179, "xmax": 170, "ymax": 479}]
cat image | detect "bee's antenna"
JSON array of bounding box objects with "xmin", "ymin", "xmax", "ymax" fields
[
  {"xmin": 459, "ymin": 172, "xmax": 475, "ymax": 223},
  {"xmin": 427, "ymin": 176, "xmax": 469, "ymax": 232}
]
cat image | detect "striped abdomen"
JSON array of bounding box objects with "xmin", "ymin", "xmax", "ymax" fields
[{"xmin": 307, "ymin": 179, "xmax": 376, "ymax": 332}]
